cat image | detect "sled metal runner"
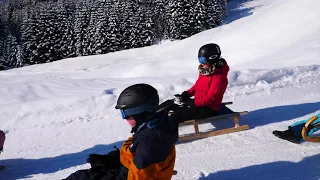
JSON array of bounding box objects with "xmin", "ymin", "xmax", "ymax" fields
[{"xmin": 178, "ymin": 102, "xmax": 249, "ymax": 142}]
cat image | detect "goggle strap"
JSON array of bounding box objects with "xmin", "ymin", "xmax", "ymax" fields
[
  {"xmin": 120, "ymin": 109, "xmax": 127, "ymax": 119},
  {"xmin": 120, "ymin": 104, "xmax": 154, "ymax": 119}
]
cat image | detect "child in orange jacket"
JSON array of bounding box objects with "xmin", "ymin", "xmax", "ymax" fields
[{"xmin": 64, "ymin": 84, "xmax": 178, "ymax": 180}]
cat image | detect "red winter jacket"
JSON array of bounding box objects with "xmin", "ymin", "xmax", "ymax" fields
[
  {"xmin": 0, "ymin": 130, "xmax": 5, "ymax": 149},
  {"xmin": 187, "ymin": 62, "xmax": 229, "ymax": 111}
]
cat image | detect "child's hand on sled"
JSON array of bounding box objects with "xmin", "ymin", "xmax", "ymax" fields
[
  {"xmin": 181, "ymin": 91, "xmax": 191, "ymax": 102},
  {"xmin": 174, "ymin": 94, "xmax": 183, "ymax": 105}
]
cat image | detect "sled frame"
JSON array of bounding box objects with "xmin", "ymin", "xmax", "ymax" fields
[
  {"xmin": 302, "ymin": 115, "xmax": 320, "ymax": 142},
  {"xmin": 178, "ymin": 102, "xmax": 249, "ymax": 142}
]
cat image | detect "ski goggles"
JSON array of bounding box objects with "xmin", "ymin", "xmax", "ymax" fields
[
  {"xmin": 119, "ymin": 104, "xmax": 154, "ymax": 119},
  {"xmin": 198, "ymin": 55, "xmax": 219, "ymax": 64}
]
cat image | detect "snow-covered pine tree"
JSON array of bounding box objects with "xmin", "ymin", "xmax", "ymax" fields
[
  {"xmin": 167, "ymin": 0, "xmax": 181, "ymax": 40},
  {"xmin": 167, "ymin": 0, "xmax": 194, "ymax": 40},
  {"xmin": 36, "ymin": 4, "xmax": 62, "ymax": 63},
  {"xmin": 128, "ymin": 6, "xmax": 144, "ymax": 48},
  {"xmin": 87, "ymin": 1, "xmax": 110, "ymax": 55},
  {"xmin": 94, "ymin": 2, "xmax": 110, "ymax": 54},
  {"xmin": 3, "ymin": 33, "xmax": 23, "ymax": 68},
  {"xmin": 212, "ymin": 0, "xmax": 227, "ymax": 26},
  {"xmin": 0, "ymin": 2, "xmax": 11, "ymax": 68},
  {"xmin": 137, "ymin": 6, "xmax": 157, "ymax": 47},
  {"xmin": 96, "ymin": 5, "xmax": 109, "ymax": 54},
  {"xmin": 74, "ymin": 2, "xmax": 91, "ymax": 56},
  {"xmin": 55, "ymin": 1, "xmax": 76, "ymax": 59},
  {"xmin": 21, "ymin": 8, "xmax": 39, "ymax": 65},
  {"xmin": 151, "ymin": 0, "xmax": 169, "ymax": 40},
  {"xmin": 0, "ymin": 18, "xmax": 6, "ymax": 69},
  {"xmin": 190, "ymin": 0, "xmax": 206, "ymax": 33},
  {"xmin": 166, "ymin": 0, "xmax": 227, "ymax": 40},
  {"xmin": 204, "ymin": 0, "xmax": 227, "ymax": 29},
  {"xmin": 15, "ymin": 43, "xmax": 23, "ymax": 67},
  {"xmin": 87, "ymin": 2, "xmax": 99, "ymax": 55},
  {"xmin": 106, "ymin": 3, "xmax": 123, "ymax": 52},
  {"xmin": 118, "ymin": 0, "xmax": 139, "ymax": 49},
  {"xmin": 9, "ymin": 34, "xmax": 23, "ymax": 67}
]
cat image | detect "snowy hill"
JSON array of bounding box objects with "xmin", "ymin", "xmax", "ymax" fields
[{"xmin": 0, "ymin": 0, "xmax": 320, "ymax": 179}]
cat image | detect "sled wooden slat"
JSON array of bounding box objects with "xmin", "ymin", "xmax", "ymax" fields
[
  {"xmin": 178, "ymin": 102, "xmax": 249, "ymax": 142},
  {"xmin": 179, "ymin": 111, "xmax": 248, "ymax": 126},
  {"xmin": 194, "ymin": 121, "xmax": 200, "ymax": 134},
  {"xmin": 179, "ymin": 125, "xmax": 249, "ymax": 142}
]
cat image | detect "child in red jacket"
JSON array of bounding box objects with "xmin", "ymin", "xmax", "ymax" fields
[
  {"xmin": 170, "ymin": 43, "xmax": 229, "ymax": 124},
  {"xmin": 0, "ymin": 130, "xmax": 5, "ymax": 152},
  {"xmin": 0, "ymin": 130, "xmax": 6, "ymax": 170}
]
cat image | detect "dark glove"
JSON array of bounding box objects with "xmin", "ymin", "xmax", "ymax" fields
[
  {"xmin": 106, "ymin": 148, "xmax": 120, "ymax": 161},
  {"xmin": 183, "ymin": 99, "xmax": 194, "ymax": 107},
  {"xmin": 87, "ymin": 147, "xmax": 121, "ymax": 169},
  {"xmin": 105, "ymin": 148, "xmax": 121, "ymax": 169},
  {"xmin": 87, "ymin": 154, "xmax": 107, "ymax": 168},
  {"xmin": 181, "ymin": 91, "xmax": 191, "ymax": 102}
]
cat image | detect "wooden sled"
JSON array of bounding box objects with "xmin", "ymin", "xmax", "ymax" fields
[{"xmin": 177, "ymin": 102, "xmax": 249, "ymax": 142}]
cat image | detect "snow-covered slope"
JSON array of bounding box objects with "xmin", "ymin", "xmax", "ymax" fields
[{"xmin": 0, "ymin": 0, "xmax": 319, "ymax": 179}]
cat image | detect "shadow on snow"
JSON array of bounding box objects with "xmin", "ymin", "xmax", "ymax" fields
[
  {"xmin": 222, "ymin": 0, "xmax": 257, "ymax": 25},
  {"xmin": 198, "ymin": 154, "xmax": 320, "ymax": 180},
  {"xmin": 0, "ymin": 141, "xmax": 124, "ymax": 180}
]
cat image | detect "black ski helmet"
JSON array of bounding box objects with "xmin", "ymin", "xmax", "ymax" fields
[
  {"xmin": 115, "ymin": 83, "xmax": 159, "ymax": 119},
  {"xmin": 198, "ymin": 43, "xmax": 221, "ymax": 63}
]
